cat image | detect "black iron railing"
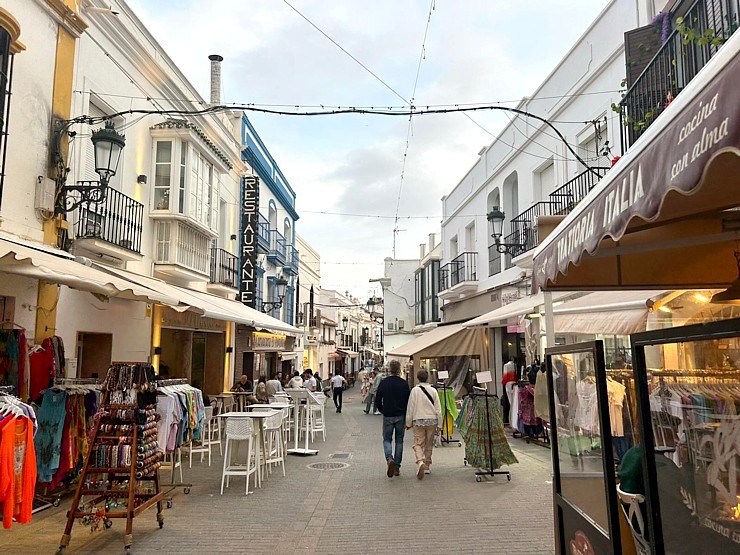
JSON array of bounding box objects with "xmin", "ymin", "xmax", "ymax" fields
[
  {"xmin": 284, "ymin": 244, "xmax": 299, "ymax": 275},
  {"xmin": 257, "ymin": 213, "xmax": 270, "ymax": 253},
  {"xmin": 509, "ymin": 202, "xmax": 556, "ymax": 256},
  {"xmin": 549, "ymin": 167, "xmax": 610, "ymax": 215},
  {"xmin": 268, "ymin": 230, "xmax": 287, "ymax": 265},
  {"xmin": 439, "ymin": 265, "xmax": 450, "ymax": 291},
  {"xmin": 449, "ymin": 252, "xmax": 477, "ymax": 287},
  {"xmin": 210, "ymin": 248, "xmax": 238, "ymax": 288},
  {"xmin": 620, "ymin": 0, "xmax": 739, "ymax": 150},
  {"xmin": 74, "ymin": 187, "xmax": 144, "ymax": 253},
  {"xmin": 488, "ymin": 245, "xmax": 502, "ymax": 276}
]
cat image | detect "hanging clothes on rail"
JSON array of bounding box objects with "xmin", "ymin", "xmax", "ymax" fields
[
  {"xmin": 155, "ymin": 382, "xmax": 205, "ymax": 454},
  {"xmin": 0, "ymin": 390, "xmax": 37, "ymax": 529},
  {"xmin": 456, "ymin": 394, "xmax": 518, "ymax": 470},
  {"xmin": 0, "ymin": 329, "xmax": 28, "ymax": 399}
]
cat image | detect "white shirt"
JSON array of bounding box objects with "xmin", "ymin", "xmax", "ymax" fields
[
  {"xmin": 265, "ymin": 379, "xmax": 283, "ymax": 397},
  {"xmin": 330, "ymin": 375, "xmax": 346, "ymax": 389},
  {"xmin": 303, "ymin": 377, "xmax": 317, "ymax": 391},
  {"xmin": 287, "ymin": 376, "xmax": 303, "ymax": 388}
]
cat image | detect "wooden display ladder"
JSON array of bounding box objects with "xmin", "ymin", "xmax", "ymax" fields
[{"xmin": 56, "ymin": 391, "xmax": 165, "ymax": 554}]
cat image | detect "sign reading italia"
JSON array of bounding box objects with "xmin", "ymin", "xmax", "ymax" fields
[{"xmin": 239, "ymin": 175, "xmax": 260, "ymax": 307}]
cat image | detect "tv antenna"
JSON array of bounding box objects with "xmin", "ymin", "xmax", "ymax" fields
[{"xmin": 392, "ymin": 225, "xmax": 406, "ymax": 258}]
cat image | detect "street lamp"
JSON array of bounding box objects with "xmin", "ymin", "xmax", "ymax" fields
[
  {"xmin": 261, "ymin": 275, "xmax": 289, "ymax": 312},
  {"xmin": 487, "ymin": 206, "xmax": 525, "ymax": 255},
  {"xmin": 54, "ymin": 118, "xmax": 126, "ymax": 214}
]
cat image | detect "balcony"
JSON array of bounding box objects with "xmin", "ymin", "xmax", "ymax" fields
[
  {"xmin": 488, "ymin": 245, "xmax": 502, "ymax": 276},
  {"xmin": 620, "ymin": 0, "xmax": 739, "ymax": 150},
  {"xmin": 70, "ymin": 187, "xmax": 144, "ymax": 262},
  {"xmin": 153, "ymin": 221, "xmax": 211, "ymax": 283},
  {"xmin": 439, "ymin": 252, "xmax": 478, "ymax": 298},
  {"xmin": 257, "ymin": 213, "xmax": 270, "ymax": 254},
  {"xmin": 207, "ymin": 247, "xmax": 238, "ymax": 296},
  {"xmin": 283, "ymin": 244, "xmax": 299, "ymax": 276},
  {"xmin": 267, "ymin": 230, "xmax": 287, "ymax": 265},
  {"xmin": 548, "ymin": 168, "xmax": 610, "ymax": 215}
]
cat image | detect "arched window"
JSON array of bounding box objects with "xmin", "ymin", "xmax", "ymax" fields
[
  {"xmin": 268, "ymin": 200, "xmax": 277, "ymax": 229},
  {"xmin": 283, "ymin": 218, "xmax": 292, "ymax": 244}
]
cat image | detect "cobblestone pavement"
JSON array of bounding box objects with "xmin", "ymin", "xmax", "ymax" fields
[{"xmin": 1, "ymin": 389, "xmax": 555, "ymax": 554}]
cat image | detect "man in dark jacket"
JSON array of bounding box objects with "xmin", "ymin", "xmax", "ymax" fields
[{"xmin": 375, "ymin": 360, "xmax": 410, "ymax": 478}]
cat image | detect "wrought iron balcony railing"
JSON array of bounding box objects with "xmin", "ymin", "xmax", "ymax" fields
[
  {"xmin": 449, "ymin": 252, "xmax": 477, "ymax": 288},
  {"xmin": 210, "ymin": 247, "xmax": 238, "ymax": 289},
  {"xmin": 488, "ymin": 245, "xmax": 502, "ymax": 276},
  {"xmin": 257, "ymin": 213, "xmax": 270, "ymax": 254},
  {"xmin": 284, "ymin": 244, "xmax": 299, "ymax": 275},
  {"xmin": 619, "ymin": 0, "xmax": 739, "ymax": 150},
  {"xmin": 73, "ymin": 187, "xmax": 144, "ymax": 253},
  {"xmin": 548, "ymin": 167, "xmax": 610, "ymax": 215},
  {"xmin": 267, "ymin": 230, "xmax": 287, "ymax": 265},
  {"xmin": 439, "ymin": 265, "xmax": 450, "ymax": 292}
]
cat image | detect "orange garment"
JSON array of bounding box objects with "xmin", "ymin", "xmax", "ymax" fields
[{"xmin": 0, "ymin": 416, "xmax": 37, "ymax": 528}]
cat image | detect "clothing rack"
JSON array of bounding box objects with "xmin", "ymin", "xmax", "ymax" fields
[
  {"xmin": 434, "ymin": 382, "xmax": 461, "ymax": 446},
  {"xmin": 54, "ymin": 378, "xmax": 100, "ymax": 385},
  {"xmin": 468, "ymin": 390, "xmax": 511, "ymax": 482},
  {"xmin": 153, "ymin": 378, "xmax": 194, "ymax": 496},
  {"xmin": 0, "ymin": 384, "xmax": 15, "ymax": 394}
]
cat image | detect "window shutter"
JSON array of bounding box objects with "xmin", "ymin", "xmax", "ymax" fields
[{"xmin": 624, "ymin": 24, "xmax": 663, "ymax": 88}]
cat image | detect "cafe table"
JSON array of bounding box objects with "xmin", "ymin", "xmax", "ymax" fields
[
  {"xmin": 218, "ymin": 410, "xmax": 280, "ymax": 487},
  {"xmin": 231, "ymin": 391, "xmax": 254, "ymax": 412}
]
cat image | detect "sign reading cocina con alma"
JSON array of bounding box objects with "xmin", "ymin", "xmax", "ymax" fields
[{"xmin": 239, "ymin": 176, "xmax": 260, "ymax": 308}]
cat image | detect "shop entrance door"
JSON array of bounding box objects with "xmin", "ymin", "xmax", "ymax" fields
[
  {"xmin": 630, "ymin": 318, "xmax": 740, "ymax": 555},
  {"xmin": 77, "ymin": 332, "xmax": 112, "ymax": 379},
  {"xmin": 192, "ymin": 333, "xmax": 206, "ymax": 388},
  {"xmin": 545, "ymin": 341, "xmax": 622, "ymax": 555}
]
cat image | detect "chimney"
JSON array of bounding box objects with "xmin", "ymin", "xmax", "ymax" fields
[
  {"xmin": 428, "ymin": 233, "xmax": 437, "ymax": 250},
  {"xmin": 419, "ymin": 243, "xmax": 426, "ymax": 259},
  {"xmin": 208, "ymin": 54, "xmax": 223, "ymax": 105}
]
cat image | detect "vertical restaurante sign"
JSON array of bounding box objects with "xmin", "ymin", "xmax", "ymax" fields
[{"xmin": 239, "ymin": 175, "xmax": 260, "ymax": 307}]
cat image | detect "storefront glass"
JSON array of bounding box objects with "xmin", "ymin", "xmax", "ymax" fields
[{"xmin": 632, "ymin": 319, "xmax": 740, "ymax": 554}]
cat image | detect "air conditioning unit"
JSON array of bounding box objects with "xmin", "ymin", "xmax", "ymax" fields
[
  {"xmin": 387, "ymin": 322, "xmax": 396, "ymax": 331},
  {"xmin": 398, "ymin": 320, "xmax": 405, "ymax": 330}
]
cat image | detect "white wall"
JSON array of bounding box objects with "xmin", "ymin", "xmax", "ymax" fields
[
  {"xmin": 382, "ymin": 257, "xmax": 418, "ymax": 351},
  {"xmin": 440, "ymin": 0, "xmax": 649, "ymax": 299},
  {"xmin": 56, "ymin": 290, "xmax": 152, "ymax": 375},
  {"xmin": 0, "ymin": 0, "xmax": 59, "ymax": 242}
]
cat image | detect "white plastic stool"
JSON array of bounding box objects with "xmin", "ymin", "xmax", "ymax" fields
[{"xmin": 220, "ymin": 416, "xmax": 257, "ymax": 495}]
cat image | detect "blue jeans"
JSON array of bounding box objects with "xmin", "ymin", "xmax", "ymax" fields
[
  {"xmin": 382, "ymin": 416, "xmax": 406, "ymax": 468},
  {"xmin": 365, "ymin": 393, "xmax": 375, "ymax": 413}
]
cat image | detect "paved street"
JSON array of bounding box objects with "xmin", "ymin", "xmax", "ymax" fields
[{"xmin": 1, "ymin": 389, "xmax": 554, "ymax": 554}]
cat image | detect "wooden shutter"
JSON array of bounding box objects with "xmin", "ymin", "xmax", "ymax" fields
[{"xmin": 624, "ymin": 24, "xmax": 663, "ymax": 87}]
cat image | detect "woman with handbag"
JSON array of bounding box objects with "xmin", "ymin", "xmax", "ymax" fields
[{"xmin": 405, "ymin": 369, "xmax": 442, "ymax": 480}]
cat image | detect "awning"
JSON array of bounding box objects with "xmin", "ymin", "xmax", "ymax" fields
[
  {"xmin": 533, "ymin": 31, "xmax": 740, "ymax": 293},
  {"xmin": 279, "ymin": 351, "xmax": 300, "ymax": 360},
  {"xmin": 94, "ymin": 265, "xmax": 301, "ymax": 335},
  {"xmin": 336, "ymin": 349, "xmax": 358, "ymax": 358},
  {"xmin": 388, "ymin": 323, "xmax": 476, "ymax": 357},
  {"xmin": 552, "ymin": 290, "xmax": 666, "ymax": 335},
  {"xmin": 361, "ymin": 346, "xmax": 381, "ymax": 357},
  {"xmin": 463, "ymin": 291, "xmax": 574, "ymax": 328},
  {"xmin": 0, "ymin": 235, "xmax": 179, "ymax": 306}
]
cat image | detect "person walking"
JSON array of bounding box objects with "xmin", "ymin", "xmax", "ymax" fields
[
  {"xmin": 375, "ymin": 360, "xmax": 410, "ymax": 477},
  {"xmin": 330, "ymin": 373, "xmax": 347, "ymax": 413},
  {"xmin": 406, "ymin": 369, "xmax": 442, "ymax": 480},
  {"xmin": 363, "ymin": 370, "xmax": 381, "ymax": 414}
]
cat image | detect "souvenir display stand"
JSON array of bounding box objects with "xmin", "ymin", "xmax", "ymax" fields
[
  {"xmin": 285, "ymin": 388, "xmax": 318, "ymax": 456},
  {"xmin": 630, "ymin": 318, "xmax": 740, "ymax": 555},
  {"xmin": 55, "ymin": 364, "xmax": 165, "ymax": 554},
  {"xmin": 545, "ymin": 341, "xmax": 622, "ymax": 555}
]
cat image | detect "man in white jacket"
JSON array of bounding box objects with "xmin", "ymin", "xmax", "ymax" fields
[{"xmin": 405, "ymin": 369, "xmax": 442, "ymax": 480}]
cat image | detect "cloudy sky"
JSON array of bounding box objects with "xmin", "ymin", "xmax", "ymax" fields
[{"xmin": 127, "ymin": 0, "xmax": 610, "ymax": 300}]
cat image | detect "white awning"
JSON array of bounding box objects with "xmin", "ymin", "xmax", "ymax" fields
[
  {"xmin": 0, "ymin": 236, "xmax": 179, "ymax": 306},
  {"xmin": 388, "ymin": 323, "xmax": 466, "ymax": 357},
  {"xmin": 463, "ymin": 291, "xmax": 574, "ymax": 328},
  {"xmin": 94, "ymin": 266, "xmax": 302, "ymax": 335},
  {"xmin": 552, "ymin": 290, "xmax": 667, "ymax": 335}
]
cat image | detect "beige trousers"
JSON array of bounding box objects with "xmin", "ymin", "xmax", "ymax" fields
[{"xmin": 412, "ymin": 425, "xmax": 436, "ymax": 466}]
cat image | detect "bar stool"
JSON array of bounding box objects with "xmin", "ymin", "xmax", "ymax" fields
[
  {"xmin": 220, "ymin": 417, "xmax": 257, "ymax": 495},
  {"xmin": 210, "ymin": 402, "xmax": 223, "ymax": 455},
  {"xmin": 308, "ymin": 392, "xmax": 326, "ymax": 442},
  {"xmin": 262, "ymin": 412, "xmax": 286, "ymax": 477},
  {"xmin": 616, "ymin": 485, "xmax": 649, "ymax": 555},
  {"xmin": 188, "ymin": 405, "xmax": 214, "ymax": 466}
]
